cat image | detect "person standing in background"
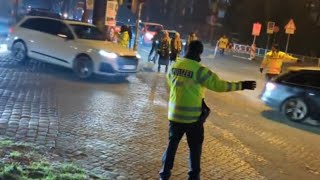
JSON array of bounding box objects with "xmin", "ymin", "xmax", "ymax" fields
[{"xmin": 170, "ymin": 32, "xmax": 183, "ymax": 63}]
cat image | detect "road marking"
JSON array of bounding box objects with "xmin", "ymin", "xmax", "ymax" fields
[{"xmin": 233, "ymin": 55, "xmax": 251, "ymax": 60}]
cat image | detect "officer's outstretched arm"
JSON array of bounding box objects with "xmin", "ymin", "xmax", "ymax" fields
[
  {"xmin": 197, "ymin": 67, "xmax": 242, "ymax": 92},
  {"xmin": 282, "ymin": 53, "xmax": 298, "ymax": 63}
]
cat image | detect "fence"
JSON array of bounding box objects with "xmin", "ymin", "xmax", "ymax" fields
[{"xmin": 232, "ymin": 43, "xmax": 320, "ymax": 67}]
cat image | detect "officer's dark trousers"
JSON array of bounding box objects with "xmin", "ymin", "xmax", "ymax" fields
[{"xmin": 160, "ymin": 121, "xmax": 204, "ymax": 180}]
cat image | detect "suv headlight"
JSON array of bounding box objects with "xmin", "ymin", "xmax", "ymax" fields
[{"xmin": 99, "ymin": 50, "xmax": 117, "ymax": 59}]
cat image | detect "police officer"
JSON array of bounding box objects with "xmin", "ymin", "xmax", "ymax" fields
[{"xmin": 159, "ymin": 40, "xmax": 256, "ymax": 180}]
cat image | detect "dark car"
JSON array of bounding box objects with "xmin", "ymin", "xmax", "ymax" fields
[{"xmin": 261, "ymin": 67, "xmax": 320, "ymax": 122}]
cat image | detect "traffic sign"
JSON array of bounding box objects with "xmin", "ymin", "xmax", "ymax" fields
[
  {"xmin": 285, "ymin": 19, "xmax": 296, "ymax": 34},
  {"xmin": 267, "ymin": 21, "xmax": 275, "ymax": 34},
  {"xmin": 252, "ymin": 22, "xmax": 262, "ymax": 36}
]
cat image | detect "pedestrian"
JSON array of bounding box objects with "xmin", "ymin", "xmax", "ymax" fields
[
  {"xmin": 217, "ymin": 35, "xmax": 229, "ymax": 55},
  {"xmin": 117, "ymin": 25, "xmax": 130, "ymax": 48},
  {"xmin": 148, "ymin": 29, "xmax": 161, "ymax": 63},
  {"xmin": 260, "ymin": 44, "xmax": 299, "ymax": 81},
  {"xmin": 185, "ymin": 32, "xmax": 198, "ymax": 53},
  {"xmin": 249, "ymin": 43, "xmax": 256, "ymax": 60},
  {"xmin": 157, "ymin": 30, "xmax": 170, "ymax": 73},
  {"xmin": 170, "ymin": 32, "xmax": 183, "ymax": 63},
  {"xmin": 160, "ymin": 40, "xmax": 257, "ymax": 180}
]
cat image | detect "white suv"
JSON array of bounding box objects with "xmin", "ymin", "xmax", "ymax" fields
[{"xmin": 6, "ymin": 16, "xmax": 140, "ymax": 79}]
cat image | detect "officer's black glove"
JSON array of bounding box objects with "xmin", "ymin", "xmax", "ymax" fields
[
  {"xmin": 241, "ymin": 81, "xmax": 257, "ymax": 90},
  {"xmin": 259, "ymin": 68, "xmax": 263, "ymax": 73}
]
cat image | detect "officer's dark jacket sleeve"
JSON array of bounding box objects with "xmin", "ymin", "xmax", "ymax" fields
[{"xmin": 196, "ymin": 66, "xmax": 242, "ymax": 92}]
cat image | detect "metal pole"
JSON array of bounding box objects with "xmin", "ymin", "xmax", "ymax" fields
[
  {"xmin": 285, "ymin": 34, "xmax": 290, "ymax": 53},
  {"xmin": 252, "ymin": 35, "xmax": 257, "ymax": 45},
  {"xmin": 133, "ymin": 2, "xmax": 143, "ymax": 51},
  {"xmin": 266, "ymin": 34, "xmax": 270, "ymax": 49},
  {"xmin": 272, "ymin": 32, "xmax": 277, "ymax": 44}
]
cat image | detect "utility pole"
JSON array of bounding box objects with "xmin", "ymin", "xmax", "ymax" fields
[
  {"xmin": 92, "ymin": 0, "xmax": 107, "ymax": 31},
  {"xmin": 13, "ymin": 0, "xmax": 19, "ymax": 23},
  {"xmin": 133, "ymin": 2, "xmax": 143, "ymax": 51},
  {"xmin": 133, "ymin": 1, "xmax": 145, "ymax": 51}
]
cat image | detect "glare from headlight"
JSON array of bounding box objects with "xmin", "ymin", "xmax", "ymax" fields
[
  {"xmin": 0, "ymin": 44, "xmax": 8, "ymax": 54},
  {"xmin": 136, "ymin": 54, "xmax": 141, "ymax": 59},
  {"xmin": 266, "ymin": 82, "xmax": 276, "ymax": 91},
  {"xmin": 63, "ymin": 13, "xmax": 68, "ymax": 19},
  {"xmin": 182, "ymin": 42, "xmax": 186, "ymax": 46},
  {"xmin": 145, "ymin": 32, "xmax": 154, "ymax": 40},
  {"xmin": 99, "ymin": 50, "xmax": 118, "ymax": 59}
]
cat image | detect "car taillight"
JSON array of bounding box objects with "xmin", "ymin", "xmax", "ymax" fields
[
  {"xmin": 266, "ymin": 82, "xmax": 276, "ymax": 91},
  {"xmin": 9, "ymin": 27, "xmax": 13, "ymax": 34}
]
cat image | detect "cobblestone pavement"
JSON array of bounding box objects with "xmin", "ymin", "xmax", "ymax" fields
[
  {"xmin": 0, "ymin": 48, "xmax": 320, "ymax": 180},
  {"xmin": 0, "ymin": 54, "xmax": 58, "ymax": 147},
  {"xmin": 53, "ymin": 68, "xmax": 320, "ymax": 180},
  {"xmin": 53, "ymin": 72, "xmax": 266, "ymax": 180}
]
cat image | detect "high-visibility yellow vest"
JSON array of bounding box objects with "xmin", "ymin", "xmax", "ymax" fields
[
  {"xmin": 118, "ymin": 31, "xmax": 129, "ymax": 48},
  {"xmin": 218, "ymin": 37, "xmax": 229, "ymax": 49},
  {"xmin": 260, "ymin": 51, "xmax": 298, "ymax": 74},
  {"xmin": 167, "ymin": 58, "xmax": 242, "ymax": 124}
]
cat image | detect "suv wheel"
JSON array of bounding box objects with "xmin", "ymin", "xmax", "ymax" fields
[
  {"xmin": 12, "ymin": 41, "xmax": 28, "ymax": 62},
  {"xmin": 282, "ymin": 98, "xmax": 309, "ymax": 122},
  {"xmin": 73, "ymin": 56, "xmax": 93, "ymax": 79}
]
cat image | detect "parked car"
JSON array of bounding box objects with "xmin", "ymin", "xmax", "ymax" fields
[
  {"xmin": 6, "ymin": 16, "xmax": 140, "ymax": 79},
  {"xmin": 139, "ymin": 22, "xmax": 163, "ymax": 45},
  {"xmin": 260, "ymin": 67, "xmax": 320, "ymax": 122}
]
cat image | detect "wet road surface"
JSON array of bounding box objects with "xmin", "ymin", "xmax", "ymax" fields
[{"xmin": 0, "ymin": 44, "xmax": 320, "ymax": 179}]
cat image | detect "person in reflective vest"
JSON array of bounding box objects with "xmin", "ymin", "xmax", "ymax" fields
[
  {"xmin": 218, "ymin": 35, "xmax": 229, "ymax": 55},
  {"xmin": 159, "ymin": 40, "xmax": 257, "ymax": 180},
  {"xmin": 260, "ymin": 44, "xmax": 299, "ymax": 81},
  {"xmin": 117, "ymin": 25, "xmax": 130, "ymax": 48}
]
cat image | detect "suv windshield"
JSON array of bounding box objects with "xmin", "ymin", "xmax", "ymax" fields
[{"xmin": 71, "ymin": 24, "xmax": 105, "ymax": 41}]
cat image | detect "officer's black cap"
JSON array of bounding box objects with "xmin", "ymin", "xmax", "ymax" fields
[{"xmin": 188, "ymin": 40, "xmax": 204, "ymax": 55}]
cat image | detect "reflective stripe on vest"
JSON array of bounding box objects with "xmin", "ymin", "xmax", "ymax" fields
[
  {"xmin": 168, "ymin": 112, "xmax": 200, "ymax": 121},
  {"xmin": 169, "ymin": 102, "xmax": 202, "ymax": 112}
]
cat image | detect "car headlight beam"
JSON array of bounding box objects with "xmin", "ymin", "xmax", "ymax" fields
[
  {"xmin": 145, "ymin": 32, "xmax": 154, "ymax": 40},
  {"xmin": 99, "ymin": 50, "xmax": 117, "ymax": 59}
]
